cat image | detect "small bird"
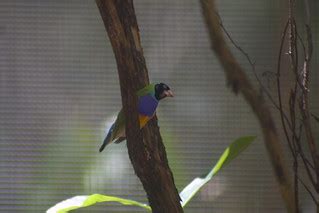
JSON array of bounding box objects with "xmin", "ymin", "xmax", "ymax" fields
[{"xmin": 99, "ymin": 83, "xmax": 174, "ymax": 152}]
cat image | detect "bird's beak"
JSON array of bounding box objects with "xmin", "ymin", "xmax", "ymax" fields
[{"xmin": 165, "ymin": 90, "xmax": 174, "ymax": 97}]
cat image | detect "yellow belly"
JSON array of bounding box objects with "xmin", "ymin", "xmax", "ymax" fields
[{"xmin": 139, "ymin": 114, "xmax": 152, "ymax": 128}]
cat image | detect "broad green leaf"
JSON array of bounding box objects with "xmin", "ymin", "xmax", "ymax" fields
[
  {"xmin": 46, "ymin": 194, "xmax": 151, "ymax": 213},
  {"xmin": 180, "ymin": 136, "xmax": 255, "ymax": 207},
  {"xmin": 47, "ymin": 136, "xmax": 255, "ymax": 212}
]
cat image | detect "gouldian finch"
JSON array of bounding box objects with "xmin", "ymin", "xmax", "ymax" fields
[{"xmin": 99, "ymin": 83, "xmax": 174, "ymax": 152}]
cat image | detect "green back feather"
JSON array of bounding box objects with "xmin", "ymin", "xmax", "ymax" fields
[{"xmin": 136, "ymin": 84, "xmax": 155, "ymax": 97}]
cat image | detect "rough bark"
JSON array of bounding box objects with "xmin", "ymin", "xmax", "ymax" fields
[
  {"xmin": 95, "ymin": 0, "xmax": 183, "ymax": 212},
  {"xmin": 200, "ymin": 0, "xmax": 296, "ymax": 212}
]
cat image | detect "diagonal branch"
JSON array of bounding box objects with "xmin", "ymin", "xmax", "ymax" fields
[
  {"xmin": 200, "ymin": 0, "xmax": 296, "ymax": 212},
  {"xmin": 95, "ymin": 0, "xmax": 183, "ymax": 212}
]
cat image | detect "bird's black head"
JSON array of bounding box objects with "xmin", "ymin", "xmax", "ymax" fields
[{"xmin": 155, "ymin": 83, "xmax": 174, "ymax": 100}]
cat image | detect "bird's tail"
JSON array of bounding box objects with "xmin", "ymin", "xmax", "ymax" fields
[{"xmin": 99, "ymin": 124, "xmax": 114, "ymax": 152}]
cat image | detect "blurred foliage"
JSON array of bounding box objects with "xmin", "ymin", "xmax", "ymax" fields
[{"xmin": 47, "ymin": 136, "xmax": 255, "ymax": 212}]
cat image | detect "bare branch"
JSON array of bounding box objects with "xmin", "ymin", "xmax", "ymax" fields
[
  {"xmin": 200, "ymin": 0, "xmax": 296, "ymax": 212},
  {"xmin": 277, "ymin": 20, "xmax": 296, "ymax": 158}
]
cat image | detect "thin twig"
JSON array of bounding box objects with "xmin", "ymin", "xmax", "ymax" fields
[
  {"xmin": 289, "ymin": 90, "xmax": 297, "ymax": 153},
  {"xmin": 297, "ymin": 32, "xmax": 306, "ymax": 61},
  {"xmin": 288, "ymin": 2, "xmax": 300, "ymax": 210},
  {"xmin": 298, "ymin": 176, "xmax": 318, "ymax": 205},
  {"xmin": 294, "ymin": 116, "xmax": 317, "ymax": 190},
  {"xmin": 219, "ymin": 16, "xmax": 294, "ymax": 132},
  {"xmin": 277, "ymin": 20, "xmax": 296, "ymax": 158}
]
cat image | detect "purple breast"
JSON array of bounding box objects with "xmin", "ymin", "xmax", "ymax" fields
[{"xmin": 138, "ymin": 95, "xmax": 158, "ymax": 117}]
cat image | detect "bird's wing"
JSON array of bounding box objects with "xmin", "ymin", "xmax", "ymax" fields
[
  {"xmin": 111, "ymin": 109, "xmax": 126, "ymax": 140},
  {"xmin": 99, "ymin": 110, "xmax": 126, "ymax": 152}
]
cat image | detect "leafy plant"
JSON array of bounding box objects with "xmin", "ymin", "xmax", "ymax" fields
[{"xmin": 47, "ymin": 136, "xmax": 255, "ymax": 213}]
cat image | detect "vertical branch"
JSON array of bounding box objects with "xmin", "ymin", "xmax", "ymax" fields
[
  {"xmin": 287, "ymin": 1, "xmax": 300, "ymax": 211},
  {"xmin": 277, "ymin": 21, "xmax": 296, "ymax": 157},
  {"xmin": 299, "ymin": 0, "xmax": 319, "ymax": 191},
  {"xmin": 289, "ymin": 89, "xmax": 299, "ymax": 212},
  {"xmin": 302, "ymin": 0, "xmax": 312, "ymax": 98},
  {"xmin": 95, "ymin": 1, "xmax": 183, "ymax": 212},
  {"xmin": 200, "ymin": 0, "xmax": 296, "ymax": 212}
]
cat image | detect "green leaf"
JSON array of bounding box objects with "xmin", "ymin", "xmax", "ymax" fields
[
  {"xmin": 46, "ymin": 194, "xmax": 151, "ymax": 213},
  {"xmin": 179, "ymin": 136, "xmax": 255, "ymax": 207},
  {"xmin": 47, "ymin": 136, "xmax": 255, "ymax": 212}
]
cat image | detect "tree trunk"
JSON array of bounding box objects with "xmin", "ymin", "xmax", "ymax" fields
[{"xmin": 95, "ymin": 0, "xmax": 183, "ymax": 212}]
